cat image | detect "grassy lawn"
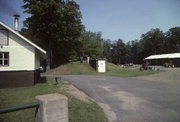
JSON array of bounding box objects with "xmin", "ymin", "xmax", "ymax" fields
[
  {"xmin": 103, "ymin": 63, "xmax": 161, "ymax": 77},
  {"xmin": 0, "ymin": 78, "xmax": 107, "ymax": 122},
  {"xmin": 44, "ymin": 62, "xmax": 161, "ymax": 77}
]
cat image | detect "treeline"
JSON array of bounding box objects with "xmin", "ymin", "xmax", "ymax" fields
[
  {"xmin": 103, "ymin": 27, "xmax": 180, "ymax": 64},
  {"xmin": 21, "ymin": 0, "xmax": 180, "ymax": 67}
]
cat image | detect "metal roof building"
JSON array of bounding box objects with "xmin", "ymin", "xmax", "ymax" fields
[
  {"xmin": 145, "ymin": 53, "xmax": 180, "ymax": 60},
  {"xmin": 145, "ymin": 53, "xmax": 180, "ymax": 67}
]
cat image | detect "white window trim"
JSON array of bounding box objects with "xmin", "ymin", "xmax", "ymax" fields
[{"xmin": 0, "ymin": 52, "xmax": 9, "ymax": 66}]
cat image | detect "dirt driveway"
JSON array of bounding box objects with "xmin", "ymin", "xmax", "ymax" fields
[{"xmin": 62, "ymin": 74, "xmax": 180, "ymax": 122}]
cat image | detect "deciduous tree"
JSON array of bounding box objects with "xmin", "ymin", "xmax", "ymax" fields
[{"xmin": 22, "ymin": 0, "xmax": 83, "ymax": 67}]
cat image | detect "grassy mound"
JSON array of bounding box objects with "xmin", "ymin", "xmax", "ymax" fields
[
  {"xmin": 44, "ymin": 62, "xmax": 160, "ymax": 77},
  {"xmin": 105, "ymin": 62, "xmax": 161, "ymax": 77},
  {"xmin": 45, "ymin": 62, "xmax": 96, "ymax": 75}
]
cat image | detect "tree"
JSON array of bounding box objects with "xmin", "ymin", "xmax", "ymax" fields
[
  {"xmin": 125, "ymin": 42, "xmax": 132, "ymax": 63},
  {"xmin": 130, "ymin": 40, "xmax": 144, "ymax": 64},
  {"xmin": 100, "ymin": 27, "xmax": 179, "ymax": 65},
  {"xmin": 102, "ymin": 39, "xmax": 112, "ymax": 61},
  {"xmin": 22, "ymin": 0, "xmax": 83, "ymax": 67},
  {"xmin": 84, "ymin": 40, "xmax": 103, "ymax": 59},
  {"xmin": 111, "ymin": 39, "xmax": 127, "ymax": 64},
  {"xmin": 140, "ymin": 28, "xmax": 165, "ymax": 57},
  {"xmin": 80, "ymin": 30, "xmax": 103, "ymax": 59},
  {"xmin": 164, "ymin": 27, "xmax": 180, "ymax": 53}
]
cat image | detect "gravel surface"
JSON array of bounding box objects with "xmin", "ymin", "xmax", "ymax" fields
[{"xmin": 134, "ymin": 68, "xmax": 180, "ymax": 83}]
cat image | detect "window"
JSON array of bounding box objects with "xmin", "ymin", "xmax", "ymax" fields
[
  {"xmin": 0, "ymin": 52, "xmax": 9, "ymax": 66},
  {"xmin": 0, "ymin": 29, "xmax": 9, "ymax": 45}
]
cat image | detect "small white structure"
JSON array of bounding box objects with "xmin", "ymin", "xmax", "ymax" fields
[
  {"xmin": 97, "ymin": 60, "xmax": 106, "ymax": 72},
  {"xmin": 87, "ymin": 57, "xmax": 90, "ymax": 64},
  {"xmin": 0, "ymin": 21, "xmax": 46, "ymax": 88}
]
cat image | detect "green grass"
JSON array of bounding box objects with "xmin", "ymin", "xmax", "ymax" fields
[
  {"xmin": 45, "ymin": 62, "xmax": 97, "ymax": 75},
  {"xmin": 44, "ymin": 62, "xmax": 161, "ymax": 77},
  {"xmin": 0, "ymin": 79, "xmax": 107, "ymax": 122},
  {"xmin": 103, "ymin": 63, "xmax": 161, "ymax": 77}
]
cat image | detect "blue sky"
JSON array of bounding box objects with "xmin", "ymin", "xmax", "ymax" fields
[{"xmin": 0, "ymin": 0, "xmax": 180, "ymax": 42}]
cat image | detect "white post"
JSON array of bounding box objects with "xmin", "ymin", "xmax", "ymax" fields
[{"xmin": 87, "ymin": 57, "xmax": 90, "ymax": 64}]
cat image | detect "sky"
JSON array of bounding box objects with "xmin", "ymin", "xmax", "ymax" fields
[{"xmin": 0, "ymin": 0, "xmax": 180, "ymax": 42}]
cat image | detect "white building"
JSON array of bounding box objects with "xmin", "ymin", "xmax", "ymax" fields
[
  {"xmin": 145, "ymin": 53, "xmax": 180, "ymax": 67},
  {"xmin": 0, "ymin": 21, "xmax": 46, "ymax": 88}
]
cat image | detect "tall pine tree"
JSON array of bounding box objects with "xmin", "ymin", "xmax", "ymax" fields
[{"xmin": 22, "ymin": 0, "xmax": 83, "ymax": 67}]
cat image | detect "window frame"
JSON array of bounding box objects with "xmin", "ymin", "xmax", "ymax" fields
[
  {"xmin": 0, "ymin": 52, "xmax": 9, "ymax": 67},
  {"xmin": 0, "ymin": 29, "xmax": 9, "ymax": 46}
]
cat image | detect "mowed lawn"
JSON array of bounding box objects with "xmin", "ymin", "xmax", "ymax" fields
[
  {"xmin": 44, "ymin": 62, "xmax": 161, "ymax": 77},
  {"xmin": 0, "ymin": 78, "xmax": 107, "ymax": 122}
]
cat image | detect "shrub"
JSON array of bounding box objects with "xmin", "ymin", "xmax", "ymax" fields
[
  {"xmin": 164, "ymin": 62, "xmax": 169, "ymax": 67},
  {"xmin": 163, "ymin": 62, "xmax": 175, "ymax": 68}
]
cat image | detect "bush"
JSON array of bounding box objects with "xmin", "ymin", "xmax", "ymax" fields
[
  {"xmin": 164, "ymin": 62, "xmax": 169, "ymax": 67},
  {"xmin": 163, "ymin": 62, "xmax": 175, "ymax": 68}
]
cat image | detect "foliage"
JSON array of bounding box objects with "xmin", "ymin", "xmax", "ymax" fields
[
  {"xmin": 81, "ymin": 31, "xmax": 103, "ymax": 42},
  {"xmin": 111, "ymin": 39, "xmax": 127, "ymax": 64},
  {"xmin": 102, "ymin": 39, "xmax": 112, "ymax": 61},
  {"xmin": 163, "ymin": 62, "xmax": 175, "ymax": 68},
  {"xmin": 129, "ymin": 40, "xmax": 143, "ymax": 63},
  {"xmin": 140, "ymin": 28, "xmax": 165, "ymax": 57},
  {"xmin": 164, "ymin": 27, "xmax": 180, "ymax": 53},
  {"xmin": 22, "ymin": 0, "xmax": 83, "ymax": 67},
  {"xmin": 83, "ymin": 39, "xmax": 103, "ymax": 59},
  {"xmin": 80, "ymin": 31, "xmax": 103, "ymax": 59},
  {"xmin": 106, "ymin": 27, "xmax": 180, "ymax": 64}
]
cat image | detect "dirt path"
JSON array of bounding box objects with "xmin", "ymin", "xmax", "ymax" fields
[
  {"xmin": 133, "ymin": 68, "xmax": 180, "ymax": 83},
  {"xmin": 60, "ymin": 80, "xmax": 93, "ymax": 103}
]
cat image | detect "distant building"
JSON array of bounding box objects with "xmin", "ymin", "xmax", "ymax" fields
[
  {"xmin": 0, "ymin": 21, "xmax": 46, "ymax": 88},
  {"xmin": 145, "ymin": 53, "xmax": 180, "ymax": 67}
]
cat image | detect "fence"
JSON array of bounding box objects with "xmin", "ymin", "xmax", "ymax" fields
[
  {"xmin": 0, "ymin": 102, "xmax": 39, "ymax": 114},
  {"xmin": 89, "ymin": 59, "xmax": 97, "ymax": 70}
]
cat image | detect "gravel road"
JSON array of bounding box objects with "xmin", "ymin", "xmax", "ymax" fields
[
  {"xmin": 62, "ymin": 73, "xmax": 180, "ymax": 122},
  {"xmin": 134, "ymin": 68, "xmax": 180, "ymax": 83}
]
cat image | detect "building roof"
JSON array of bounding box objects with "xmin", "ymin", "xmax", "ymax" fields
[
  {"xmin": 0, "ymin": 21, "xmax": 46, "ymax": 55},
  {"xmin": 145, "ymin": 53, "xmax": 180, "ymax": 60}
]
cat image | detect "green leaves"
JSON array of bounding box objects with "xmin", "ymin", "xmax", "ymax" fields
[
  {"xmin": 140, "ymin": 28, "xmax": 165, "ymax": 56},
  {"xmin": 22, "ymin": 0, "xmax": 83, "ymax": 66},
  {"xmin": 80, "ymin": 31, "xmax": 103, "ymax": 59},
  {"xmin": 164, "ymin": 27, "xmax": 180, "ymax": 53}
]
